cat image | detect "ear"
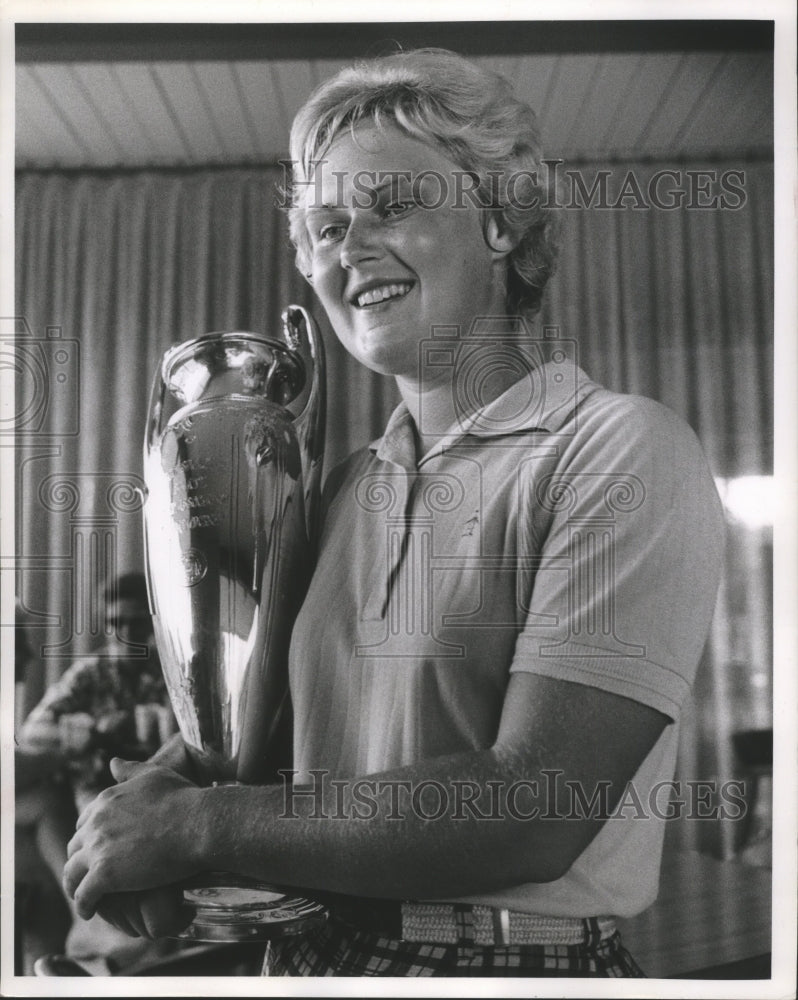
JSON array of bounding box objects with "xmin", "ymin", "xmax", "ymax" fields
[{"xmin": 485, "ymin": 212, "xmax": 517, "ymax": 258}]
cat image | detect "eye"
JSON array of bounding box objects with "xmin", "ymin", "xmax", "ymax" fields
[
  {"xmin": 383, "ymin": 201, "xmax": 413, "ymax": 219},
  {"xmin": 317, "ymin": 222, "xmax": 348, "ymax": 244}
]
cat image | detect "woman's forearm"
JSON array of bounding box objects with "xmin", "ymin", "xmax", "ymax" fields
[
  {"xmin": 193, "ymin": 676, "xmax": 666, "ymax": 900},
  {"xmin": 195, "ymin": 747, "xmax": 580, "ymax": 899},
  {"xmin": 66, "ymin": 676, "xmax": 665, "ymax": 915}
]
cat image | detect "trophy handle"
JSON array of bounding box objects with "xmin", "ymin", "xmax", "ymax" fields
[{"xmin": 281, "ymin": 305, "xmax": 326, "ymax": 546}]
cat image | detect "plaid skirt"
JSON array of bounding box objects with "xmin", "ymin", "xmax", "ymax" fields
[{"xmin": 262, "ymin": 913, "xmax": 647, "ymax": 977}]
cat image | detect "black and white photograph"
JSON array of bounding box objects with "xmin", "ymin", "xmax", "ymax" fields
[{"xmin": 2, "ymin": 3, "xmax": 796, "ymax": 996}]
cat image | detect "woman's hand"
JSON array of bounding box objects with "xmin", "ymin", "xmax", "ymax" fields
[
  {"xmin": 96, "ymin": 886, "xmax": 194, "ymax": 940},
  {"xmin": 63, "ymin": 757, "xmax": 207, "ymax": 920}
]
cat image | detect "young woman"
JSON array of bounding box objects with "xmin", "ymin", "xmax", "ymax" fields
[{"xmin": 64, "ymin": 49, "xmax": 725, "ymax": 978}]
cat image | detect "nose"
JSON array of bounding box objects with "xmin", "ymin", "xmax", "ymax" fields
[{"xmin": 339, "ymin": 213, "xmax": 383, "ymax": 270}]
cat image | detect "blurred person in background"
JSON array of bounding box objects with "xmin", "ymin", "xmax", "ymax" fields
[{"xmin": 16, "ymin": 572, "xmax": 176, "ymax": 973}]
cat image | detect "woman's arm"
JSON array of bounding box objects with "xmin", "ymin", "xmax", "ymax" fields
[
  {"xmin": 64, "ymin": 398, "xmax": 721, "ymax": 925},
  {"xmin": 64, "ymin": 672, "xmax": 665, "ymax": 919}
]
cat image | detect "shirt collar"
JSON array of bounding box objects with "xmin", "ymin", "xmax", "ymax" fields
[
  {"xmin": 371, "ymin": 359, "xmax": 597, "ymax": 468},
  {"xmin": 372, "ymin": 403, "xmax": 418, "ymax": 470}
]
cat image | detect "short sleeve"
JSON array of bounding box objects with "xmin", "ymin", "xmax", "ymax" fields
[{"xmin": 511, "ymin": 393, "xmax": 726, "ymax": 721}]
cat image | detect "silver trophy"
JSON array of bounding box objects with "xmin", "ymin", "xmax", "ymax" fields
[{"xmin": 142, "ymin": 306, "xmax": 328, "ymax": 941}]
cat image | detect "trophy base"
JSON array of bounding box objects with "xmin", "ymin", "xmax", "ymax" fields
[{"xmin": 177, "ymin": 873, "xmax": 328, "ymax": 942}]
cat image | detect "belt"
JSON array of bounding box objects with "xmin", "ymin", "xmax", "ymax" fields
[{"xmin": 318, "ymin": 894, "xmax": 616, "ymax": 947}]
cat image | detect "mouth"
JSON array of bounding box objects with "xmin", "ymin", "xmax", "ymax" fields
[{"xmin": 350, "ymin": 281, "xmax": 413, "ymax": 309}]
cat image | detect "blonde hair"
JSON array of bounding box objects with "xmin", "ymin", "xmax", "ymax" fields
[{"xmin": 286, "ymin": 48, "xmax": 559, "ymax": 316}]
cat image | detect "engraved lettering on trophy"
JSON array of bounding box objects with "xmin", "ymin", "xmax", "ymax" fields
[
  {"xmin": 172, "ymin": 492, "xmax": 228, "ymax": 510},
  {"xmin": 188, "ymin": 513, "xmax": 219, "ymax": 529},
  {"xmin": 166, "ymin": 457, "xmax": 211, "ymax": 478}
]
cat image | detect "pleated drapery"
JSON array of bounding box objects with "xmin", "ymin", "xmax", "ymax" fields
[
  {"xmin": 540, "ymin": 164, "xmax": 774, "ymax": 858},
  {"xmin": 14, "ymin": 163, "xmax": 773, "ymax": 857},
  {"xmin": 544, "ymin": 163, "xmax": 773, "ymax": 478}
]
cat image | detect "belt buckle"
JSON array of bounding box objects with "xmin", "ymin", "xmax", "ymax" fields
[{"xmin": 492, "ymin": 907, "xmax": 511, "ymax": 946}]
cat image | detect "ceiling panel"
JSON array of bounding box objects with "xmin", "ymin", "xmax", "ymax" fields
[
  {"xmin": 149, "ymin": 63, "xmax": 227, "ymax": 163},
  {"xmin": 274, "ymin": 60, "xmax": 319, "ymax": 134},
  {"xmin": 17, "ymin": 65, "xmax": 92, "ymax": 165},
  {"xmin": 192, "ymin": 62, "xmax": 259, "ymax": 161},
  {"xmin": 599, "ymin": 53, "xmax": 688, "ymax": 158},
  {"xmin": 33, "ymin": 64, "xmax": 120, "ymax": 166},
  {"xmin": 541, "ymin": 54, "xmax": 602, "ymax": 152},
  {"xmin": 112, "ymin": 63, "xmax": 194, "ymax": 164},
  {"xmin": 15, "ymin": 50, "xmax": 774, "ymax": 171},
  {"xmin": 71, "ymin": 63, "xmax": 155, "ymax": 164},
  {"xmin": 639, "ymin": 53, "xmax": 724, "ymax": 151},
  {"xmin": 567, "ymin": 54, "xmax": 644, "ymax": 156},
  {"xmin": 510, "ymin": 53, "xmax": 559, "ymax": 114},
  {"xmin": 233, "ymin": 62, "xmax": 287, "ymax": 162},
  {"xmin": 680, "ymin": 54, "xmax": 773, "ymax": 152}
]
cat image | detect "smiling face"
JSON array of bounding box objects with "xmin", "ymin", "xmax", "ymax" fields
[{"xmin": 301, "ymin": 124, "xmax": 511, "ymax": 381}]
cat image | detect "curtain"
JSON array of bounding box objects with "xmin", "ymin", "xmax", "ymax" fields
[
  {"xmin": 540, "ymin": 162, "xmax": 774, "ymax": 857},
  {"xmin": 14, "ymin": 163, "xmax": 773, "ymax": 857}
]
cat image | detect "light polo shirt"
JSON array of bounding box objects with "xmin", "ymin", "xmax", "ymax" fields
[{"xmin": 288, "ymin": 358, "xmax": 725, "ymax": 918}]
